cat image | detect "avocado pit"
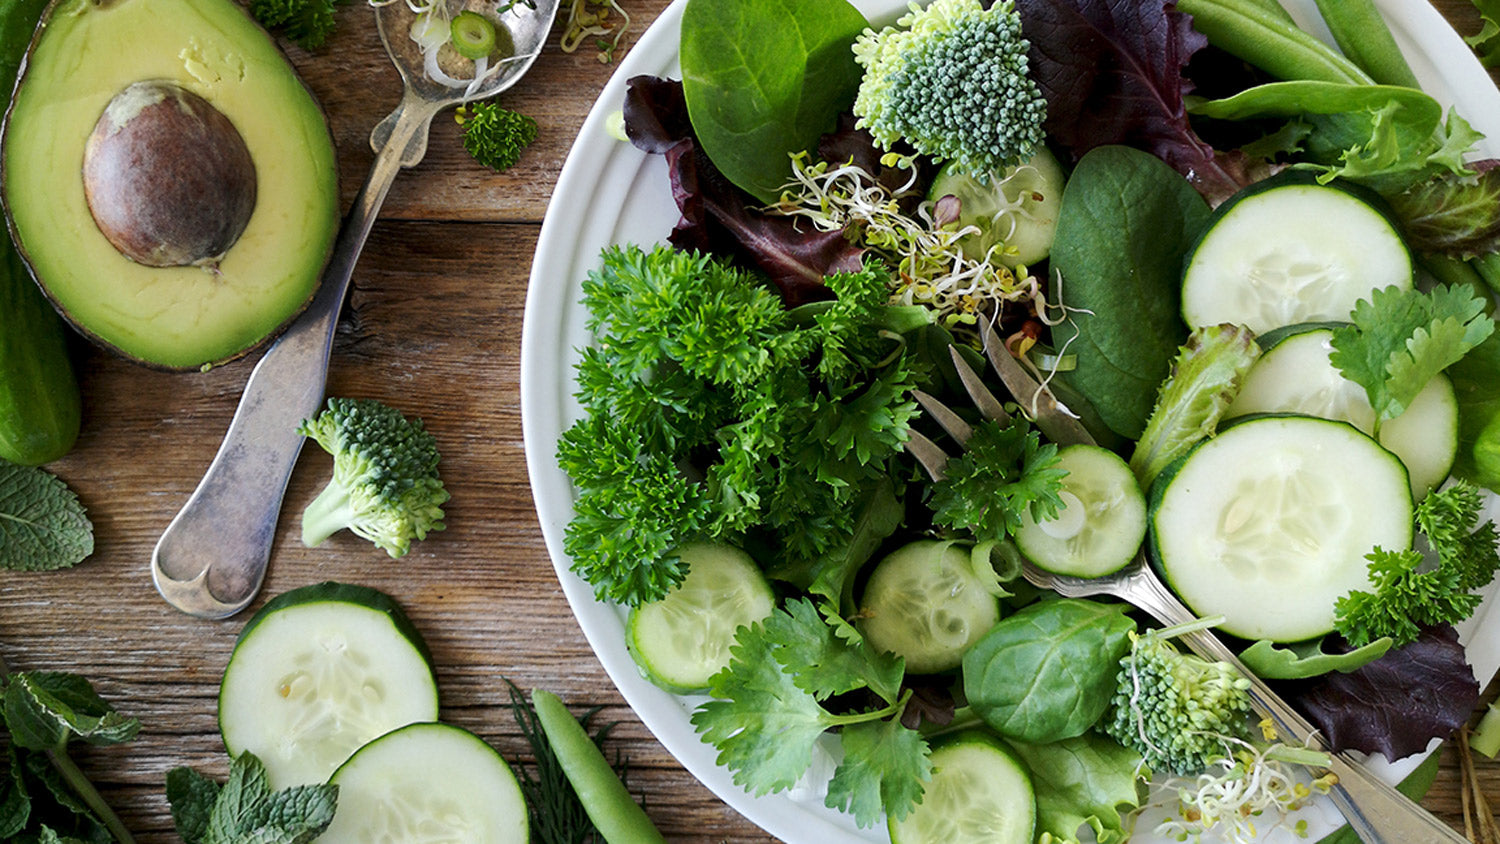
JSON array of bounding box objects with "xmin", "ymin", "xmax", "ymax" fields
[{"xmin": 82, "ymin": 80, "xmax": 257, "ymax": 268}]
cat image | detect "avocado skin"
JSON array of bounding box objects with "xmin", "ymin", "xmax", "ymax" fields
[{"xmin": 1, "ymin": 0, "xmax": 340, "ymax": 371}]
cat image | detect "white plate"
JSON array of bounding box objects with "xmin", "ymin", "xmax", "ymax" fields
[{"xmin": 521, "ymin": 2, "xmax": 1500, "ymax": 841}]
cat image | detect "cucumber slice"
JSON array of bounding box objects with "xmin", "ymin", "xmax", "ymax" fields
[
  {"xmin": 626, "ymin": 543, "xmax": 774, "ymax": 694},
  {"xmin": 1182, "ymin": 174, "xmax": 1412, "ymax": 335},
  {"xmin": 926, "ymin": 148, "xmax": 1065, "ymax": 268},
  {"xmin": 888, "ymin": 731, "xmax": 1034, "ymax": 844},
  {"xmin": 1226, "ymin": 325, "xmax": 1458, "ymax": 499},
  {"xmin": 218, "ymin": 582, "xmax": 439, "ymax": 789},
  {"xmin": 1149, "ymin": 415, "xmax": 1414, "ymax": 642},
  {"xmin": 320, "ymin": 722, "xmax": 527, "ymax": 843},
  {"xmin": 858, "ymin": 540, "xmax": 1002, "ymax": 674},
  {"xmin": 1015, "ymin": 445, "xmax": 1145, "ymax": 578}
]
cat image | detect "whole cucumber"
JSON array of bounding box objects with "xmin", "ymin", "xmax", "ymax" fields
[{"xmin": 0, "ymin": 0, "xmax": 81, "ymax": 464}]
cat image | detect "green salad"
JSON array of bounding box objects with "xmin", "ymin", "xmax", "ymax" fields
[{"xmin": 554, "ymin": 0, "xmax": 1500, "ymax": 841}]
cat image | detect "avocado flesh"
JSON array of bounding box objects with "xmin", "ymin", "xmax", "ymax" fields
[{"xmin": 3, "ymin": 0, "xmax": 339, "ymax": 370}]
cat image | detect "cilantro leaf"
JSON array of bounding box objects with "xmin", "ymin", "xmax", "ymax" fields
[
  {"xmin": 182, "ymin": 753, "xmax": 336, "ymax": 844},
  {"xmin": 824, "ymin": 718, "xmax": 930, "ymax": 828},
  {"xmin": 1329, "ymin": 284, "xmax": 1495, "ymax": 429},
  {"xmin": 2, "ymin": 673, "xmax": 138, "ymax": 751},
  {"xmin": 691, "ymin": 621, "xmax": 833, "ymax": 796},
  {"xmin": 765, "ymin": 599, "xmax": 904, "ymax": 705},
  {"xmin": 0, "ymin": 463, "xmax": 92, "ymax": 572},
  {"xmin": 1335, "ymin": 481, "xmax": 1500, "ymax": 647},
  {"xmin": 928, "ymin": 417, "xmax": 1067, "ymax": 543}
]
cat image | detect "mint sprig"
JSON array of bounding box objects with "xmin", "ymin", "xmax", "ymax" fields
[{"xmin": 166, "ymin": 753, "xmax": 336, "ymax": 844}]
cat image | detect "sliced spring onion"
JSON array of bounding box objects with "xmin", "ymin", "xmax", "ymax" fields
[{"xmin": 450, "ymin": 11, "xmax": 497, "ymax": 60}]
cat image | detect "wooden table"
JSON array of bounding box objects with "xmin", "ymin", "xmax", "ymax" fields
[{"xmin": 8, "ymin": 1, "xmax": 1498, "ymax": 841}]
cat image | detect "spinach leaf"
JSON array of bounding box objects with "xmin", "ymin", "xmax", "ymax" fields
[
  {"xmin": 1239, "ymin": 636, "xmax": 1392, "ymax": 680},
  {"xmin": 961, "ymin": 598, "xmax": 1134, "ymax": 743},
  {"xmin": 1006, "ymin": 733, "xmax": 1144, "ymax": 844},
  {"xmin": 679, "ymin": 0, "xmax": 868, "ymax": 204},
  {"xmin": 1050, "ymin": 145, "xmax": 1210, "ymax": 439}
]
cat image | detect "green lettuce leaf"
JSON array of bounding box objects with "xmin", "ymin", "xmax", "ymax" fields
[
  {"xmin": 1239, "ymin": 636, "xmax": 1393, "ymax": 680},
  {"xmin": 1007, "ymin": 733, "xmax": 1145, "ymax": 844}
]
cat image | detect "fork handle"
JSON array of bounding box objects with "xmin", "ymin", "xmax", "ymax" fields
[{"xmin": 1125, "ymin": 568, "xmax": 1467, "ymax": 844}]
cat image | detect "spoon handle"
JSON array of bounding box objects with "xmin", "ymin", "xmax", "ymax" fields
[{"xmin": 151, "ymin": 90, "xmax": 442, "ymax": 618}]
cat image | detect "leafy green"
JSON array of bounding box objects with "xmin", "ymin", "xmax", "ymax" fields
[
  {"xmin": 167, "ymin": 753, "xmax": 336, "ymax": 844},
  {"xmin": 679, "ymin": 0, "xmax": 867, "ymax": 203},
  {"xmin": 248, "ymin": 0, "xmax": 343, "ymax": 49},
  {"xmin": 1329, "ymin": 284, "xmax": 1495, "ymax": 432},
  {"xmin": 690, "ymin": 600, "xmax": 930, "ymax": 827},
  {"xmin": 1050, "ymin": 145, "xmax": 1211, "ymax": 439},
  {"xmin": 3, "ymin": 673, "xmax": 139, "ymax": 751},
  {"xmin": 455, "ymin": 104, "xmax": 538, "ymax": 172},
  {"xmin": 1464, "ymin": 0, "xmax": 1500, "ymax": 67},
  {"xmin": 559, "ymin": 246, "xmax": 920, "ymax": 606},
  {"xmin": 1450, "ymin": 330, "xmax": 1500, "ymax": 492},
  {"xmin": 1386, "ymin": 167, "xmax": 1500, "ymax": 259},
  {"xmin": 1238, "ymin": 636, "xmax": 1393, "ymax": 680},
  {"xmin": 1006, "ymin": 733, "xmax": 1145, "ymax": 844},
  {"xmin": 1128, "ymin": 324, "xmax": 1260, "ymax": 489},
  {"xmin": 961, "ymin": 599, "xmax": 1135, "ymax": 744},
  {"xmin": 1335, "ymin": 481, "xmax": 1500, "ymax": 647},
  {"xmin": 0, "ymin": 463, "xmax": 92, "ymax": 571},
  {"xmin": 927, "ymin": 417, "xmax": 1067, "ymax": 544}
]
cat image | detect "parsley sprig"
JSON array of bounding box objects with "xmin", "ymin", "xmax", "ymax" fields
[
  {"xmin": 690, "ymin": 599, "xmax": 930, "ymax": 827},
  {"xmin": 927, "ymin": 416, "xmax": 1068, "ymax": 544},
  {"xmin": 1336, "ymin": 481, "xmax": 1500, "ymax": 647}
]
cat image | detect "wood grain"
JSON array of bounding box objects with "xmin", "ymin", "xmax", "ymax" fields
[{"xmin": 7, "ymin": 1, "xmax": 1498, "ymax": 843}]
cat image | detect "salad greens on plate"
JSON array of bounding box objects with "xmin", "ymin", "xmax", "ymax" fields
[{"xmin": 539, "ymin": 0, "xmax": 1500, "ymax": 840}]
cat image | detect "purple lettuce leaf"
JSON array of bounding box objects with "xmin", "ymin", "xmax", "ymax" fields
[
  {"xmin": 1014, "ymin": 0, "xmax": 1249, "ymax": 204},
  {"xmin": 1281, "ymin": 625, "xmax": 1478, "ymax": 760},
  {"xmin": 622, "ymin": 75, "xmax": 864, "ymax": 305},
  {"xmin": 1387, "ymin": 160, "xmax": 1500, "ymax": 259}
]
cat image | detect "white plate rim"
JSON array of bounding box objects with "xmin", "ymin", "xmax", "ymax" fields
[{"xmin": 520, "ymin": 3, "xmax": 1500, "ymax": 841}]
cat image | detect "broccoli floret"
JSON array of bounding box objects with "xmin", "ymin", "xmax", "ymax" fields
[
  {"xmin": 297, "ymin": 398, "xmax": 448, "ymax": 558},
  {"xmin": 1102, "ymin": 623, "xmax": 1254, "ymax": 775},
  {"xmin": 456, "ymin": 103, "xmax": 539, "ymax": 172},
  {"xmin": 852, "ymin": 0, "xmax": 1046, "ymax": 179}
]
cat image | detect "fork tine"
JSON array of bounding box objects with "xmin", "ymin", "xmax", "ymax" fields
[
  {"xmin": 903, "ymin": 430, "xmax": 951, "ymax": 481},
  {"xmin": 948, "ymin": 346, "xmax": 1011, "ymax": 425},
  {"xmin": 913, "ymin": 389, "xmax": 974, "ymax": 446},
  {"xmin": 980, "ymin": 322, "xmax": 1097, "ymax": 447}
]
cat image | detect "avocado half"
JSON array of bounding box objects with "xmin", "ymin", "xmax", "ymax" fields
[{"xmin": 1, "ymin": 0, "xmax": 339, "ymax": 371}]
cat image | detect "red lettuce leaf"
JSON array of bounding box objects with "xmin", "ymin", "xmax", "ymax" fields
[
  {"xmin": 1014, "ymin": 0, "xmax": 1249, "ymax": 203},
  {"xmin": 1282, "ymin": 625, "xmax": 1478, "ymax": 760},
  {"xmin": 622, "ymin": 75, "xmax": 864, "ymax": 306},
  {"xmin": 1387, "ymin": 160, "xmax": 1500, "ymax": 259}
]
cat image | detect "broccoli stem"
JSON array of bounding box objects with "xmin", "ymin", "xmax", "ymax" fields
[{"xmin": 301, "ymin": 480, "xmax": 354, "ymax": 548}]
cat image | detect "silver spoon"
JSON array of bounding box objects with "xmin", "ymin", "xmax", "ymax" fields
[{"xmin": 151, "ymin": 0, "xmax": 559, "ymax": 618}]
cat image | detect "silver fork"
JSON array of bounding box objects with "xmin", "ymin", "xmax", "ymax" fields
[{"xmin": 905, "ymin": 323, "xmax": 1464, "ymax": 844}]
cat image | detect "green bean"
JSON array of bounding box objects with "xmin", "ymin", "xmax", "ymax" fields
[
  {"xmin": 1469, "ymin": 252, "xmax": 1500, "ymax": 297},
  {"xmin": 1176, "ymin": 0, "xmax": 1373, "ymax": 85},
  {"xmin": 531, "ymin": 689, "xmax": 667, "ymax": 844},
  {"xmin": 1420, "ymin": 254, "xmax": 1493, "ymax": 303},
  {"xmin": 1312, "ymin": 0, "xmax": 1420, "ymax": 88}
]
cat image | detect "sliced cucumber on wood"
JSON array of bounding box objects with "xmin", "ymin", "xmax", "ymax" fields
[
  {"xmin": 1015, "ymin": 445, "xmax": 1146, "ymax": 578},
  {"xmin": 1149, "ymin": 415, "xmax": 1413, "ymax": 643},
  {"xmin": 859, "ymin": 540, "xmax": 1002, "ymax": 674},
  {"xmin": 218, "ymin": 582, "xmax": 439, "ymax": 789},
  {"xmin": 626, "ymin": 543, "xmax": 774, "ymax": 694},
  {"xmin": 319, "ymin": 722, "xmax": 528, "ymax": 843},
  {"xmin": 1182, "ymin": 174, "xmax": 1412, "ymax": 335},
  {"xmin": 888, "ymin": 731, "xmax": 1034, "ymax": 844},
  {"xmin": 1227, "ymin": 324, "xmax": 1458, "ymax": 499}
]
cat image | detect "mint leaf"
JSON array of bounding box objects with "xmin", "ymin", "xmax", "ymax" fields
[
  {"xmin": 1330, "ymin": 284, "xmax": 1495, "ymax": 429},
  {"xmin": 0, "ymin": 749, "xmax": 30, "ymax": 838},
  {"xmin": 825, "ymin": 718, "xmax": 930, "ymax": 828},
  {"xmin": 765, "ymin": 599, "xmax": 904, "ymax": 705},
  {"xmin": 201, "ymin": 754, "xmax": 336, "ymax": 844},
  {"xmin": 0, "ymin": 463, "xmax": 92, "ymax": 571},
  {"xmin": 166, "ymin": 766, "xmax": 220, "ymax": 844},
  {"xmin": 3, "ymin": 672, "xmax": 139, "ymax": 751}
]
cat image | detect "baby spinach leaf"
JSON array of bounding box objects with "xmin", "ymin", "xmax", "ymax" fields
[
  {"xmin": 680, "ymin": 0, "xmax": 868, "ymax": 204},
  {"xmin": 1050, "ymin": 146, "xmax": 1210, "ymax": 440},
  {"xmin": 961, "ymin": 598, "xmax": 1134, "ymax": 743},
  {"xmin": 1006, "ymin": 733, "xmax": 1144, "ymax": 844},
  {"xmin": 1239, "ymin": 635, "xmax": 1393, "ymax": 680}
]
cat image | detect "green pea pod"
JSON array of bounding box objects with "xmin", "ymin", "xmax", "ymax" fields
[{"xmin": 531, "ymin": 689, "xmax": 667, "ymax": 844}]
